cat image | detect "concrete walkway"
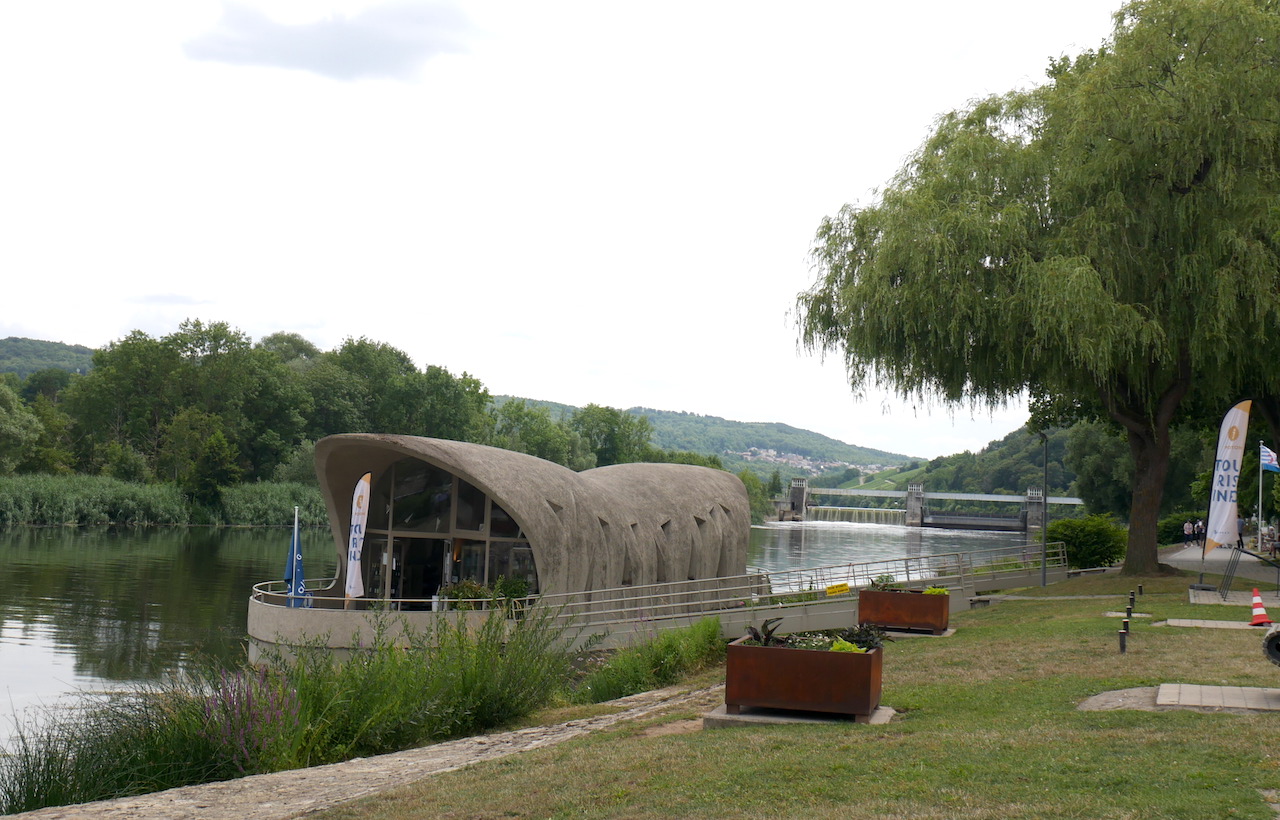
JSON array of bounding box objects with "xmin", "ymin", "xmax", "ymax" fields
[{"xmin": 1163, "ymin": 545, "xmax": 1280, "ymax": 590}]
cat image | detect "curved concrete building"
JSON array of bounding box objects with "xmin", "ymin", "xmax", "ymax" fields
[{"xmin": 312, "ymin": 434, "xmax": 751, "ymax": 601}]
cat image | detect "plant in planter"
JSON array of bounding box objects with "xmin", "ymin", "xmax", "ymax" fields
[
  {"xmin": 743, "ymin": 617, "xmax": 791, "ymax": 647},
  {"xmin": 857, "ymin": 581, "xmax": 950, "ymax": 635},
  {"xmin": 724, "ymin": 619, "xmax": 883, "ymax": 721},
  {"xmin": 837, "ymin": 622, "xmax": 893, "ymax": 651}
]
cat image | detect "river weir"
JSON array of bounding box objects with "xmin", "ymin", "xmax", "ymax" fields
[{"xmin": 805, "ymin": 506, "xmax": 907, "ymax": 525}]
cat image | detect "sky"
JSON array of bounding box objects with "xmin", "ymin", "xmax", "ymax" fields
[{"xmin": 0, "ymin": 0, "xmax": 1126, "ymax": 460}]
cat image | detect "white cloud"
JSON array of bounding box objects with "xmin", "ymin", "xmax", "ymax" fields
[{"xmin": 183, "ymin": 1, "xmax": 473, "ymax": 80}]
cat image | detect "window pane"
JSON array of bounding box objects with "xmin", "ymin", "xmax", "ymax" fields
[
  {"xmin": 456, "ymin": 480, "xmax": 486, "ymax": 532},
  {"xmin": 510, "ymin": 544, "xmax": 538, "ymax": 594},
  {"xmin": 369, "ymin": 468, "xmax": 393, "ymax": 530},
  {"xmin": 363, "ymin": 535, "xmax": 389, "ymax": 598},
  {"xmin": 391, "ymin": 459, "xmax": 453, "ymax": 533},
  {"xmin": 489, "ymin": 541, "xmax": 512, "ymax": 582},
  {"xmin": 490, "ymin": 502, "xmax": 521, "ymax": 537},
  {"xmin": 453, "ymin": 538, "xmax": 486, "ymax": 584}
]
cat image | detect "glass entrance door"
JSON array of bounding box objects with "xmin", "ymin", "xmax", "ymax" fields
[{"xmin": 393, "ymin": 537, "xmax": 447, "ymax": 610}]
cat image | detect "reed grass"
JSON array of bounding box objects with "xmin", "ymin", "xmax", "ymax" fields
[
  {"xmin": 0, "ymin": 674, "xmax": 242, "ymax": 812},
  {"xmin": 218, "ymin": 482, "xmax": 326, "ymax": 526},
  {"xmin": 0, "ymin": 474, "xmax": 325, "ymax": 527},
  {"xmin": 0, "ymin": 474, "xmax": 189, "ymax": 526}
]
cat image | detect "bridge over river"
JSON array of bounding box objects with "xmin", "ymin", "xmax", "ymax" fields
[{"xmin": 777, "ymin": 479, "xmax": 1084, "ymax": 534}]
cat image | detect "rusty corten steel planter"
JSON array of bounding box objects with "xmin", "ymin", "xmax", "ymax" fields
[
  {"xmin": 857, "ymin": 589, "xmax": 950, "ymax": 635},
  {"xmin": 724, "ymin": 638, "xmax": 882, "ymax": 720}
]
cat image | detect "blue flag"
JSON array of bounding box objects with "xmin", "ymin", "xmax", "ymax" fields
[
  {"xmin": 283, "ymin": 507, "xmax": 308, "ymax": 608},
  {"xmin": 1263, "ymin": 444, "xmax": 1280, "ymax": 474}
]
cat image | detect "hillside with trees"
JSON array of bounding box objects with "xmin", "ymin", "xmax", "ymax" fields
[
  {"xmin": 494, "ymin": 397, "xmax": 912, "ymax": 479},
  {"xmin": 0, "ymin": 337, "xmax": 94, "ymax": 379}
]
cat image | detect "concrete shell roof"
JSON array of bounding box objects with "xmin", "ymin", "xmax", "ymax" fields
[{"xmin": 314, "ymin": 434, "xmax": 750, "ymax": 595}]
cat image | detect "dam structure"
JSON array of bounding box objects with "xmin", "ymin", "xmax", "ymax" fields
[{"xmin": 777, "ymin": 479, "xmax": 1084, "ymax": 534}]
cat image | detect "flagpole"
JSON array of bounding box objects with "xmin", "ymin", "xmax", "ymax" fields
[{"xmin": 288, "ymin": 504, "xmax": 300, "ymax": 606}]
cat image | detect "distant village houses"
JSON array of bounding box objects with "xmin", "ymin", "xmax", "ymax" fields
[{"xmin": 728, "ymin": 447, "xmax": 886, "ymax": 477}]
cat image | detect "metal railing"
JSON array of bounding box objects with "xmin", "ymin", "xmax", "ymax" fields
[{"xmin": 251, "ymin": 542, "xmax": 1066, "ymax": 630}]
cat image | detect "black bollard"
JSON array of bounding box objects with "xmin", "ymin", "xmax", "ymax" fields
[
  {"xmin": 1129, "ymin": 590, "xmax": 1136, "ymax": 608},
  {"xmin": 1119, "ymin": 629, "xmax": 1127, "ymax": 654},
  {"xmin": 1122, "ymin": 618, "xmax": 1130, "ymax": 633},
  {"xmin": 1138, "ymin": 584, "xmax": 1144, "ymax": 596},
  {"xmin": 1126, "ymin": 605, "xmax": 1133, "ymax": 619}
]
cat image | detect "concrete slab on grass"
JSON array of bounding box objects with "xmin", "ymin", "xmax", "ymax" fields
[
  {"xmin": 703, "ymin": 704, "xmax": 894, "ymax": 728},
  {"xmin": 1164, "ymin": 618, "xmax": 1272, "ymax": 630},
  {"xmin": 1156, "ymin": 684, "xmax": 1280, "ymax": 711}
]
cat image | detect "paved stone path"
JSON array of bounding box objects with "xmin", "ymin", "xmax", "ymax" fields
[
  {"xmin": 1164, "ymin": 618, "xmax": 1271, "ymax": 630},
  {"xmin": 1156, "ymin": 683, "xmax": 1280, "ymax": 710},
  {"xmin": 8, "ymin": 683, "xmax": 725, "ymax": 820}
]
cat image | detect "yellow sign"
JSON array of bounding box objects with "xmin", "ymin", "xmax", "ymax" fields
[{"xmin": 825, "ymin": 582, "xmax": 850, "ymax": 597}]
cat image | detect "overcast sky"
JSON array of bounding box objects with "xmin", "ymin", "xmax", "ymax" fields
[{"xmin": 0, "ymin": 1, "xmax": 1124, "ymax": 460}]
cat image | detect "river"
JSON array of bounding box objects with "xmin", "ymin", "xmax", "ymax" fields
[{"xmin": 0, "ymin": 522, "xmax": 1030, "ymax": 742}]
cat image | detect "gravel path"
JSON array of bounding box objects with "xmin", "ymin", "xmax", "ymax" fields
[{"xmin": 8, "ymin": 684, "xmax": 724, "ymax": 820}]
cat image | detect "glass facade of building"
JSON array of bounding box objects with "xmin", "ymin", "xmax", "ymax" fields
[{"xmin": 359, "ymin": 457, "xmax": 538, "ymax": 603}]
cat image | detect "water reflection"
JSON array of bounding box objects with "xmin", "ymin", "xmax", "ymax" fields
[
  {"xmin": 0, "ymin": 526, "xmax": 335, "ymax": 729},
  {"xmin": 748, "ymin": 521, "xmax": 1032, "ymax": 576}
]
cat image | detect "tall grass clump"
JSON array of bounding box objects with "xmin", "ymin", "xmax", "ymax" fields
[
  {"xmin": 0, "ymin": 666, "xmax": 297, "ymax": 813},
  {"xmin": 277, "ymin": 605, "xmax": 575, "ymax": 765},
  {"xmin": 0, "ymin": 474, "xmax": 188, "ymax": 526},
  {"xmin": 219, "ymin": 481, "xmax": 326, "ymax": 527},
  {"xmin": 574, "ymin": 616, "xmax": 724, "ymax": 704}
]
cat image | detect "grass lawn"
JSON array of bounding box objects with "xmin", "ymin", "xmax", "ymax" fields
[{"xmin": 312, "ymin": 571, "xmax": 1280, "ymax": 819}]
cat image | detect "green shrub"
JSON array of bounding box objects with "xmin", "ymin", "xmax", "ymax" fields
[
  {"xmin": 1047, "ymin": 514, "xmax": 1127, "ymax": 569},
  {"xmin": 441, "ymin": 579, "xmax": 493, "ymax": 610},
  {"xmin": 574, "ymin": 617, "xmax": 724, "ymax": 704}
]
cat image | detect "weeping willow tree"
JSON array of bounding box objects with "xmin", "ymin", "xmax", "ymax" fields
[{"xmin": 798, "ymin": 0, "xmax": 1280, "ymax": 574}]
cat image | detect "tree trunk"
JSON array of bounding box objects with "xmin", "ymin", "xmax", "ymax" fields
[
  {"xmin": 1121, "ymin": 423, "xmax": 1171, "ymax": 574},
  {"xmin": 1255, "ymin": 395, "xmax": 1280, "ymax": 455},
  {"xmin": 1101, "ymin": 355, "xmax": 1190, "ymax": 576}
]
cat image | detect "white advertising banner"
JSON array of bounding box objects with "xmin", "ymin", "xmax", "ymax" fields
[
  {"xmin": 1205, "ymin": 401, "xmax": 1252, "ymax": 555},
  {"xmin": 344, "ymin": 472, "xmax": 372, "ymax": 598}
]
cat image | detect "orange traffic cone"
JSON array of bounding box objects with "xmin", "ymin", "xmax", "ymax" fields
[{"xmin": 1250, "ymin": 588, "xmax": 1273, "ymax": 626}]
